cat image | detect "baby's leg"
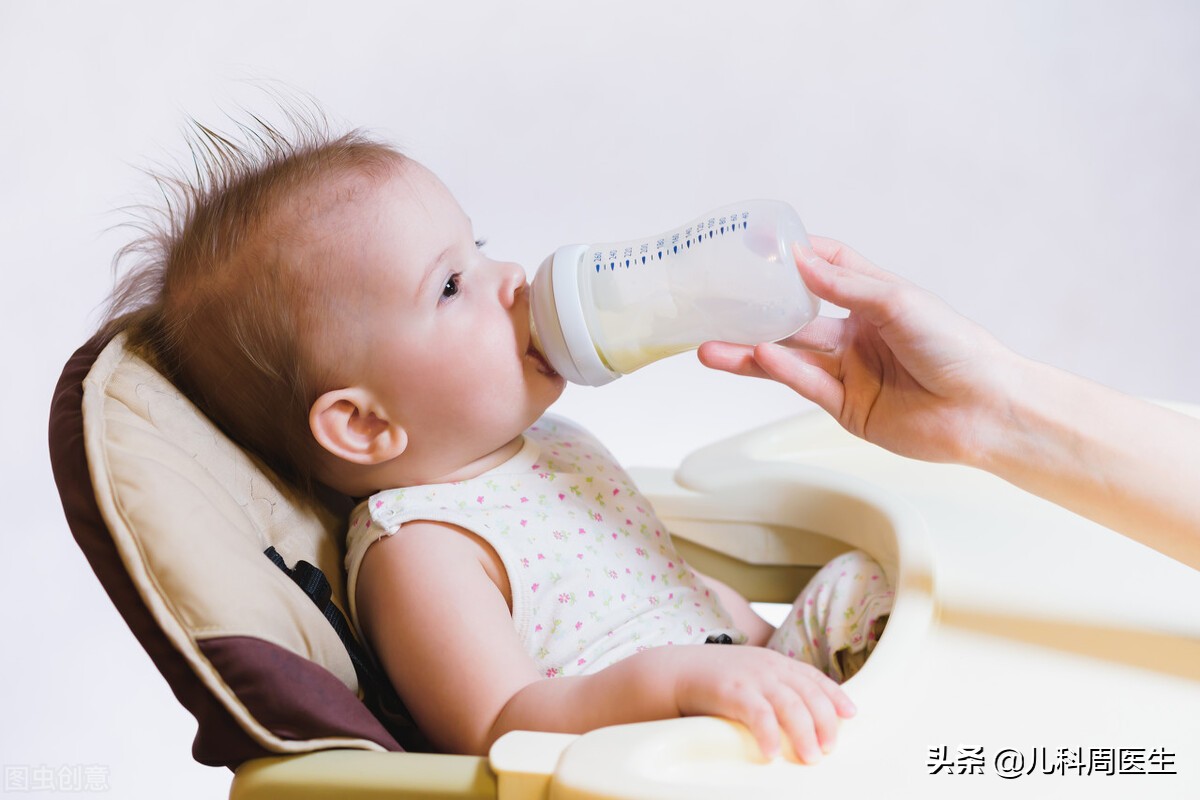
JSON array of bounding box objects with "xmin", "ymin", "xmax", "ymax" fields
[{"xmin": 766, "ymin": 550, "xmax": 894, "ymax": 682}]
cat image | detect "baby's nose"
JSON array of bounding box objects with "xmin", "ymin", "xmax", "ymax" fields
[{"xmin": 498, "ymin": 261, "xmax": 528, "ymax": 306}]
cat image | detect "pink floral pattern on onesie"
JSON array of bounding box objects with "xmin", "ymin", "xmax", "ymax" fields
[
  {"xmin": 766, "ymin": 550, "xmax": 894, "ymax": 681},
  {"xmin": 344, "ymin": 416, "xmax": 744, "ymax": 679}
]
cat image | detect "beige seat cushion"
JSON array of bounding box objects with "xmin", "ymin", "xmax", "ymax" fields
[{"xmin": 82, "ymin": 333, "xmax": 381, "ymax": 753}]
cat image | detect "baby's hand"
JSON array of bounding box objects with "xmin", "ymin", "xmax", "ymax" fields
[{"xmin": 672, "ymin": 645, "xmax": 856, "ymax": 764}]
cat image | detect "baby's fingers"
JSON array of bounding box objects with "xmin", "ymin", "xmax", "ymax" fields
[
  {"xmin": 792, "ymin": 672, "xmax": 859, "ymax": 759},
  {"xmin": 769, "ymin": 686, "xmax": 824, "ymax": 764},
  {"xmin": 824, "ymin": 678, "xmax": 858, "ymax": 720},
  {"xmin": 736, "ymin": 693, "xmax": 784, "ymax": 762},
  {"xmin": 798, "ymin": 663, "xmax": 859, "ymax": 720}
]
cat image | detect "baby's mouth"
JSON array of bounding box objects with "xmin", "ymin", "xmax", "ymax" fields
[{"xmin": 526, "ymin": 340, "xmax": 558, "ymax": 378}]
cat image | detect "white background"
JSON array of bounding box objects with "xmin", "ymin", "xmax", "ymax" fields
[{"xmin": 3, "ymin": 1, "xmax": 1198, "ymax": 797}]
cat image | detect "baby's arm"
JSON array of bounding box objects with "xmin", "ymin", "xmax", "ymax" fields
[
  {"xmin": 493, "ymin": 633, "xmax": 854, "ymax": 762},
  {"xmin": 356, "ymin": 521, "xmax": 855, "ymax": 762}
]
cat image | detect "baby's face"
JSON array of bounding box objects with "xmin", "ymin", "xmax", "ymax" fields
[{"xmin": 331, "ymin": 161, "xmax": 565, "ymax": 481}]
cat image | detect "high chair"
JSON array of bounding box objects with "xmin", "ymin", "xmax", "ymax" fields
[{"xmin": 50, "ymin": 333, "xmax": 1198, "ymax": 800}]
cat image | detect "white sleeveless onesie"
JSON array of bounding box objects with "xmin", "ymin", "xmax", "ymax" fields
[{"xmin": 344, "ymin": 416, "xmax": 744, "ymax": 678}]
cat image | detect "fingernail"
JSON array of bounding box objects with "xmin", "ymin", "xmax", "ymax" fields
[
  {"xmin": 793, "ymin": 242, "xmax": 820, "ymax": 265},
  {"xmin": 756, "ymin": 341, "xmax": 788, "ymax": 360}
]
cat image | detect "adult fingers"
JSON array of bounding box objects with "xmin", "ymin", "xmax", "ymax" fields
[
  {"xmin": 796, "ymin": 244, "xmax": 892, "ymax": 316},
  {"xmin": 699, "ymin": 316, "xmax": 844, "ymax": 376},
  {"xmin": 778, "ymin": 315, "xmax": 845, "ymax": 353},
  {"xmin": 792, "ymin": 243, "xmax": 905, "ymax": 329},
  {"xmin": 809, "ymin": 236, "xmax": 900, "ymax": 284},
  {"xmin": 752, "ymin": 342, "xmax": 845, "ymax": 418},
  {"xmin": 696, "ymin": 341, "xmax": 771, "ymax": 379}
]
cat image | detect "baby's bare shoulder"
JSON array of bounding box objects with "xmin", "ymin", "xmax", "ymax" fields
[{"xmin": 365, "ymin": 518, "xmax": 511, "ymax": 605}]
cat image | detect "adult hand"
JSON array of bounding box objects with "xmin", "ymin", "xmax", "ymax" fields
[
  {"xmin": 699, "ymin": 237, "xmax": 1018, "ymax": 466},
  {"xmin": 701, "ymin": 237, "xmax": 1200, "ymax": 569}
]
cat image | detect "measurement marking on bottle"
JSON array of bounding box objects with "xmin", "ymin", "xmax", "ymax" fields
[{"xmin": 592, "ymin": 210, "xmax": 752, "ymax": 271}]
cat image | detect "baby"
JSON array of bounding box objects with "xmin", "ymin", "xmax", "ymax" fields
[{"xmin": 104, "ymin": 111, "xmax": 893, "ymax": 764}]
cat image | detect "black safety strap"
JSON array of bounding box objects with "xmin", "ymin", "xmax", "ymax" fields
[
  {"xmin": 264, "ymin": 546, "xmax": 376, "ymax": 682},
  {"xmin": 263, "ymin": 546, "xmax": 428, "ymax": 750}
]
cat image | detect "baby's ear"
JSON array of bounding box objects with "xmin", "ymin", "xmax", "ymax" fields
[{"xmin": 310, "ymin": 388, "xmax": 407, "ymax": 465}]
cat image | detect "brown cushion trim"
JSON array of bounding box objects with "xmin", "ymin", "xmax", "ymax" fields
[
  {"xmin": 49, "ymin": 334, "xmax": 258, "ymax": 767},
  {"xmin": 198, "ymin": 636, "xmax": 401, "ymax": 748},
  {"xmin": 49, "ymin": 334, "xmax": 402, "ymax": 768}
]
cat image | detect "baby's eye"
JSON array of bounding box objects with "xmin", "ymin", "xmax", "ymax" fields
[
  {"xmin": 441, "ymin": 272, "xmax": 462, "ymax": 301},
  {"xmin": 475, "ymin": 238, "xmax": 488, "ymax": 250}
]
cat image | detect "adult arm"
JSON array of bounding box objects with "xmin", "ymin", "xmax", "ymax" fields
[{"xmin": 699, "ymin": 238, "xmax": 1200, "ymax": 570}]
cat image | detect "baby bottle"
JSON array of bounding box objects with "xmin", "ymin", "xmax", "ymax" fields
[{"xmin": 529, "ymin": 199, "xmax": 820, "ymax": 386}]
